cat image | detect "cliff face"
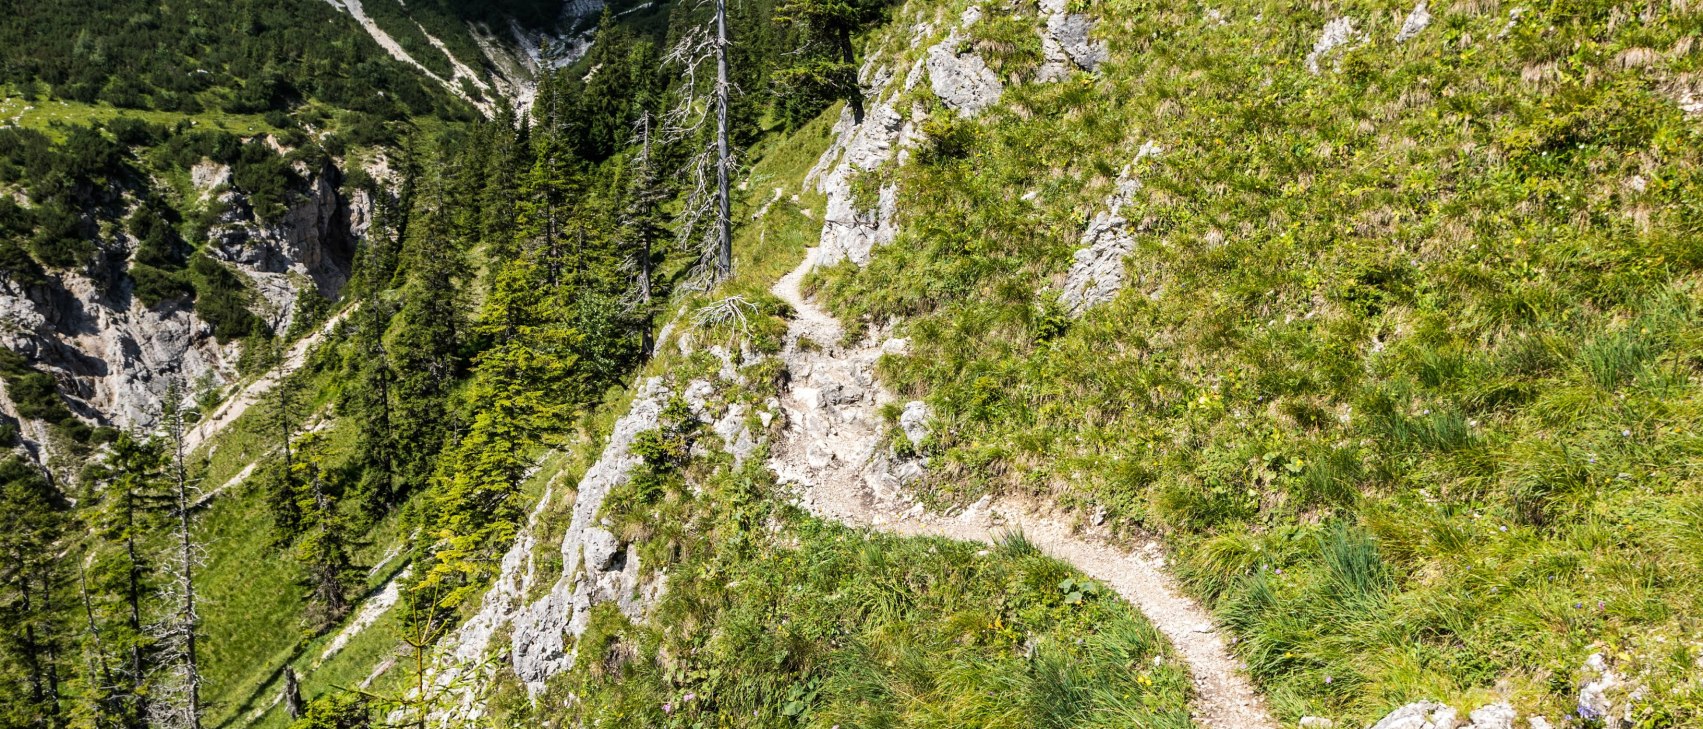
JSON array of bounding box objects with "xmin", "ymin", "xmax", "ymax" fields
[{"xmin": 0, "ymin": 163, "xmax": 360, "ymax": 439}]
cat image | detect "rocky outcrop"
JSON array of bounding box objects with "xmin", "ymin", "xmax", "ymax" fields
[
  {"xmin": 0, "ymin": 165, "xmax": 359, "ymax": 436},
  {"xmin": 1059, "ymin": 141, "xmax": 1160, "ymax": 315},
  {"xmin": 206, "ymin": 167, "xmax": 356, "ymax": 333},
  {"xmin": 1306, "ymin": 17, "xmax": 1363, "ymax": 74},
  {"xmin": 1, "ymin": 272, "xmax": 235, "ymax": 432},
  {"xmin": 1037, "ymin": 0, "xmax": 1108, "ymax": 82},
  {"xmin": 428, "ymin": 378, "xmax": 676, "ymax": 721},
  {"xmin": 506, "ymin": 376, "xmax": 678, "ymax": 686},
  {"xmin": 1366, "ymin": 699, "xmax": 1548, "ymax": 729},
  {"xmin": 899, "ymin": 400, "xmax": 930, "ymax": 446},
  {"xmin": 807, "ymin": 30, "xmax": 929, "ymax": 266},
  {"xmin": 926, "ymin": 8, "xmax": 1003, "ymax": 117},
  {"xmin": 1395, "ymin": 2, "xmax": 1431, "ymax": 42},
  {"xmin": 1357, "ymin": 653, "xmax": 1642, "ymax": 729}
]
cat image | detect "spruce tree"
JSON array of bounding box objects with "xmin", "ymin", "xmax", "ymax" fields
[
  {"xmin": 0, "ymin": 456, "xmax": 70, "ymax": 729},
  {"xmin": 88, "ymin": 433, "xmax": 170, "ymax": 726},
  {"xmin": 387, "ymin": 135, "xmax": 470, "ymax": 492},
  {"xmin": 621, "ymin": 113, "xmax": 670, "ymax": 357},
  {"xmin": 288, "ymin": 432, "xmax": 357, "ymax": 630},
  {"xmin": 772, "ymin": 0, "xmax": 888, "ymax": 125},
  {"xmin": 420, "ymin": 256, "xmax": 583, "ymax": 609}
]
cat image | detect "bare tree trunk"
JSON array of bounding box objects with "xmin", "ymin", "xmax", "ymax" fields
[
  {"xmin": 165, "ymin": 389, "xmax": 203, "ymax": 729},
  {"xmin": 839, "ymin": 25, "xmax": 865, "ymax": 125},
  {"xmin": 282, "ymin": 667, "xmax": 303, "ymax": 719},
  {"xmin": 637, "ymin": 113, "xmax": 656, "ymax": 357},
  {"xmin": 714, "ymin": 0, "xmax": 733, "ymax": 280}
]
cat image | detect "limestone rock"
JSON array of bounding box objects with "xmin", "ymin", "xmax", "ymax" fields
[
  {"xmin": 926, "ymin": 31, "xmax": 1003, "ymax": 116},
  {"xmin": 1369, "ymin": 701, "xmax": 1455, "ymax": 729},
  {"xmin": 899, "ymin": 400, "xmax": 930, "ymax": 446},
  {"xmin": 713, "ymin": 401, "xmax": 758, "ymax": 465},
  {"xmin": 503, "ymin": 378, "xmax": 673, "ymax": 692},
  {"xmin": 0, "ymin": 165, "xmax": 358, "ymax": 441},
  {"xmin": 1059, "ymin": 144, "xmax": 1159, "ymax": 315},
  {"xmin": 582, "ymin": 528, "xmax": 622, "ymax": 571},
  {"xmin": 190, "ymin": 161, "xmax": 232, "ymax": 195},
  {"xmin": 1577, "ymin": 652, "xmax": 1639, "ymax": 726},
  {"xmin": 1396, "ymin": 2, "xmax": 1430, "ymax": 42},
  {"xmin": 1306, "ymin": 17, "xmax": 1362, "ymax": 74},
  {"xmin": 1037, "ymin": 0, "xmax": 1108, "ymax": 81},
  {"xmin": 814, "ymin": 102, "xmax": 907, "ymax": 266},
  {"xmin": 1468, "ymin": 702, "xmax": 1515, "ymax": 729},
  {"xmin": 1298, "ymin": 718, "xmax": 1333, "ymax": 729}
]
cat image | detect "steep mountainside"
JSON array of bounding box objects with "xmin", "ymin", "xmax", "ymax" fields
[{"xmin": 4, "ymin": 0, "xmax": 1703, "ymax": 728}]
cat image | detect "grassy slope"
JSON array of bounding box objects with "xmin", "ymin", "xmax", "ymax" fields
[
  {"xmin": 815, "ymin": 0, "xmax": 1703, "ymax": 723},
  {"xmin": 0, "ymin": 97, "xmax": 281, "ymax": 140},
  {"xmin": 187, "ymin": 355, "xmax": 428, "ymax": 728},
  {"xmin": 470, "ymin": 100, "xmax": 1196, "ymax": 728}
]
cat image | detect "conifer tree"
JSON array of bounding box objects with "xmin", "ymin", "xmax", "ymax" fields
[
  {"xmin": 264, "ymin": 340, "xmax": 304, "ymax": 540},
  {"xmin": 288, "ymin": 432, "xmax": 356, "ymax": 630},
  {"xmin": 621, "ymin": 112, "xmax": 670, "ymax": 357},
  {"xmin": 421, "ymin": 256, "xmax": 583, "ymax": 608},
  {"xmin": 387, "ymin": 136, "xmax": 470, "ymax": 491},
  {"xmin": 0, "ymin": 456, "xmax": 70, "ymax": 729},
  {"xmin": 772, "ymin": 0, "xmax": 874, "ymax": 125},
  {"xmin": 88, "ymin": 433, "xmax": 170, "ymax": 726}
]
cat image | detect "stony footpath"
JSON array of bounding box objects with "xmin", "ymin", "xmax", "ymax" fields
[{"xmin": 768, "ymin": 248, "xmax": 1278, "ymax": 729}]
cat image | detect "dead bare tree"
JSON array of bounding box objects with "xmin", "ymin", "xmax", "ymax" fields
[
  {"xmin": 713, "ymin": 0, "xmax": 733, "ymax": 280},
  {"xmin": 149, "ymin": 383, "xmax": 203, "ymax": 729},
  {"xmin": 662, "ymin": 0, "xmax": 737, "ymax": 289}
]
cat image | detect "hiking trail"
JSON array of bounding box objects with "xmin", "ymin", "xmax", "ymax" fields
[{"xmin": 769, "ymin": 248, "xmax": 1277, "ymax": 729}]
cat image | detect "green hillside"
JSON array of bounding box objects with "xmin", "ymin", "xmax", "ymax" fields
[
  {"xmin": 813, "ymin": 0, "xmax": 1703, "ymax": 723},
  {"xmin": 5, "ymin": 0, "xmax": 1703, "ymax": 727}
]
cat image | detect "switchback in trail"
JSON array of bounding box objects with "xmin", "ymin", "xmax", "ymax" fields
[{"xmin": 769, "ymin": 248, "xmax": 1277, "ymax": 729}]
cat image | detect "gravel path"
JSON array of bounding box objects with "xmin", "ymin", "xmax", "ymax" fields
[
  {"xmin": 183, "ymin": 308, "xmax": 351, "ymax": 455},
  {"xmin": 769, "ymin": 248, "xmax": 1277, "ymax": 729}
]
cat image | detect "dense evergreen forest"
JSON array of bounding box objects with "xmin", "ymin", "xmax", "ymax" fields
[
  {"xmin": 0, "ymin": 0, "xmax": 898, "ymax": 723},
  {"xmin": 0, "ymin": 0, "xmax": 576, "ymax": 119}
]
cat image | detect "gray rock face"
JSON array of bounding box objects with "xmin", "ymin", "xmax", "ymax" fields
[
  {"xmin": 1306, "ymin": 17, "xmax": 1361, "ymax": 74},
  {"xmin": 815, "ymin": 102, "xmax": 906, "ymax": 267},
  {"xmin": 807, "ymin": 26, "xmax": 929, "ymax": 267},
  {"xmin": 1395, "ymin": 2, "xmax": 1431, "ymax": 42},
  {"xmin": 0, "ymin": 164, "xmax": 359, "ymax": 439},
  {"xmin": 713, "ymin": 401, "xmax": 757, "ymax": 465},
  {"xmin": 1037, "ymin": 0, "xmax": 1108, "ymax": 81},
  {"xmin": 1369, "ymin": 701, "xmax": 1455, "ymax": 729},
  {"xmin": 1578, "ymin": 652, "xmax": 1638, "ymax": 726},
  {"xmin": 1367, "ymin": 700, "xmax": 1536, "ymax": 729},
  {"xmin": 505, "ymin": 377, "xmax": 673, "ymax": 690},
  {"xmin": 1059, "ymin": 143, "xmax": 1160, "ymax": 315},
  {"xmin": 926, "ymin": 33, "xmax": 1003, "ymax": 116},
  {"xmin": 207, "ymin": 168, "xmax": 356, "ymax": 334},
  {"xmin": 1469, "ymin": 703, "xmax": 1516, "ymax": 729}
]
